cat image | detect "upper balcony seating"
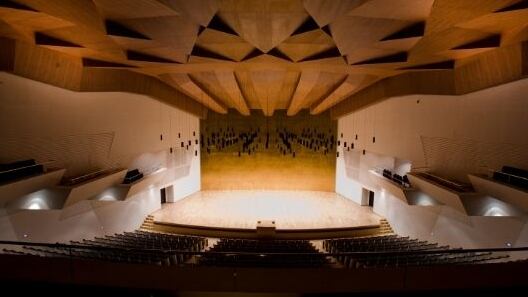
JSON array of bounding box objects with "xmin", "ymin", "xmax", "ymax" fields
[
  {"xmin": 0, "ymin": 159, "xmax": 44, "ymax": 183},
  {"xmin": 200, "ymin": 239, "xmax": 330, "ymax": 268},
  {"xmin": 123, "ymin": 169, "xmax": 143, "ymax": 184},
  {"xmin": 381, "ymin": 169, "xmax": 411, "ymax": 188},
  {"xmin": 3, "ymin": 230, "xmax": 207, "ymax": 266},
  {"xmin": 493, "ymin": 166, "xmax": 528, "ymax": 190},
  {"xmin": 323, "ymin": 235, "xmax": 507, "ymax": 268},
  {"xmin": 417, "ymin": 172, "xmax": 473, "ymax": 193}
]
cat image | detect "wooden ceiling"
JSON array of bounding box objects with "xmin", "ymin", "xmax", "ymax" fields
[{"xmin": 1, "ymin": 0, "xmax": 528, "ymax": 116}]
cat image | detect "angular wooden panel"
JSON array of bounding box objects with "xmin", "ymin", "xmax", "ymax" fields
[
  {"xmin": 287, "ymin": 70, "xmax": 320, "ymax": 116},
  {"xmin": 267, "ymin": 47, "xmax": 293, "ymax": 62},
  {"xmin": 126, "ymin": 50, "xmax": 179, "ymax": 63},
  {"xmin": 241, "ymin": 47, "xmax": 264, "ymax": 61},
  {"xmin": 105, "ymin": 19, "xmax": 150, "ymax": 40},
  {"xmin": 451, "ymin": 34, "xmax": 501, "ymax": 50},
  {"xmin": 399, "ymin": 60, "xmax": 455, "ymax": 70},
  {"xmin": 35, "ymin": 32, "xmax": 82, "ymax": 47},
  {"xmin": 291, "ymin": 15, "xmax": 319, "ymax": 36},
  {"xmin": 495, "ymin": 0, "xmax": 528, "ymax": 13},
  {"xmin": 380, "ymin": 21, "xmax": 425, "ymax": 41},
  {"xmin": 0, "ymin": 0, "xmax": 38, "ymax": 12},
  {"xmin": 298, "ymin": 46, "xmax": 343, "ymax": 62},
  {"xmin": 163, "ymin": 73, "xmax": 227, "ymax": 114},
  {"xmin": 207, "ymin": 14, "xmax": 238, "ymax": 36},
  {"xmin": 352, "ymin": 51, "xmax": 408, "ymax": 65},
  {"xmin": 214, "ymin": 70, "xmax": 250, "ymax": 115},
  {"xmin": 190, "ymin": 44, "xmax": 235, "ymax": 61},
  {"xmin": 82, "ymin": 58, "xmax": 134, "ymax": 68}
]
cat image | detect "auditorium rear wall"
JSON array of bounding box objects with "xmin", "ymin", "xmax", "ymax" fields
[{"xmin": 201, "ymin": 110, "xmax": 336, "ymax": 191}]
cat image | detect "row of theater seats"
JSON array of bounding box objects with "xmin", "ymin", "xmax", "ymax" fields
[
  {"xmin": 417, "ymin": 172, "xmax": 474, "ymax": 193},
  {"xmin": 323, "ymin": 235, "xmax": 508, "ymax": 268},
  {"xmin": 0, "ymin": 159, "xmax": 44, "ymax": 183},
  {"xmin": 1, "ymin": 231, "xmax": 512, "ymax": 268},
  {"xmin": 493, "ymin": 165, "xmax": 528, "ymax": 190},
  {"xmin": 199, "ymin": 238, "xmax": 330, "ymax": 268},
  {"xmin": 382, "ymin": 169, "xmax": 411, "ymax": 187},
  {"xmin": 3, "ymin": 230, "xmax": 207, "ymax": 266}
]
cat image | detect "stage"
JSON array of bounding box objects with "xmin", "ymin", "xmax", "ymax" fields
[{"xmin": 150, "ymin": 191, "xmax": 384, "ymax": 239}]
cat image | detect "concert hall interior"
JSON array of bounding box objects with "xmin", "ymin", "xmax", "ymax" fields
[{"xmin": 1, "ymin": 0, "xmax": 528, "ymax": 296}]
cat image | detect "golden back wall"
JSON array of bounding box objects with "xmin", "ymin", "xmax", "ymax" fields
[{"xmin": 201, "ymin": 110, "xmax": 337, "ymax": 191}]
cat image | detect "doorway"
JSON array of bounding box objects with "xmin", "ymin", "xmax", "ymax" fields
[
  {"xmin": 160, "ymin": 188, "xmax": 167, "ymax": 204},
  {"xmin": 368, "ymin": 190, "xmax": 375, "ymax": 207},
  {"xmin": 361, "ymin": 188, "xmax": 375, "ymax": 207}
]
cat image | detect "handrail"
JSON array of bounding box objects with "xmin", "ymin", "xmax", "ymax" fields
[
  {"xmin": 63, "ymin": 168, "xmax": 119, "ymax": 185},
  {"xmin": 0, "ymin": 160, "xmax": 55, "ymax": 174},
  {"xmin": 1, "ymin": 240, "xmax": 527, "ymax": 257}
]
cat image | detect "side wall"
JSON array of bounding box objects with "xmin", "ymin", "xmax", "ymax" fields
[
  {"xmin": 0, "ymin": 72, "xmax": 201, "ymax": 242},
  {"xmin": 336, "ymin": 78, "xmax": 528, "ymax": 249}
]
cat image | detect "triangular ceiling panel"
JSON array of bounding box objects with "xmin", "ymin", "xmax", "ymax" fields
[
  {"xmin": 105, "ymin": 20, "xmax": 150, "ymax": 40},
  {"xmin": 0, "ymin": 0, "xmax": 38, "ymax": 12},
  {"xmin": 82, "ymin": 58, "xmax": 134, "ymax": 68},
  {"xmin": 156, "ymin": 0, "xmax": 218, "ymax": 26},
  {"xmin": 352, "ymin": 51, "xmax": 408, "ymax": 65},
  {"xmin": 298, "ymin": 46, "xmax": 343, "ymax": 62},
  {"xmin": 126, "ymin": 50, "xmax": 179, "ymax": 63},
  {"xmin": 217, "ymin": 1, "xmax": 308, "ymax": 52},
  {"xmin": 195, "ymin": 29, "xmax": 255, "ymax": 61},
  {"xmin": 380, "ymin": 21, "xmax": 425, "ymax": 41},
  {"xmin": 207, "ymin": 14, "xmax": 239, "ymax": 36},
  {"xmin": 278, "ymin": 43, "xmax": 335, "ymax": 62},
  {"xmin": 321, "ymin": 25, "xmax": 332, "ymax": 37},
  {"xmin": 267, "ymin": 47, "xmax": 294, "ymax": 62},
  {"xmin": 495, "ymin": 1, "xmax": 528, "ymax": 13},
  {"xmin": 241, "ymin": 48, "xmax": 265, "ymax": 61},
  {"xmin": 190, "ymin": 44, "xmax": 235, "ymax": 62},
  {"xmin": 303, "ymin": 0, "xmax": 368, "ymax": 27},
  {"xmin": 35, "ymin": 32, "xmax": 82, "ymax": 47},
  {"xmin": 277, "ymin": 27, "xmax": 338, "ymax": 62},
  {"xmin": 399, "ymin": 60, "xmax": 455, "ymax": 70},
  {"xmin": 24, "ymin": 0, "xmax": 105, "ymax": 31},
  {"xmin": 291, "ymin": 16, "xmax": 319, "ymax": 36},
  {"xmin": 451, "ymin": 34, "xmax": 501, "ymax": 49}
]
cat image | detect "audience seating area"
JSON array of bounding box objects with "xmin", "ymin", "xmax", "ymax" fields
[
  {"xmin": 323, "ymin": 235, "xmax": 508, "ymax": 268},
  {"xmin": 0, "ymin": 159, "xmax": 44, "ymax": 183},
  {"xmin": 123, "ymin": 169, "xmax": 143, "ymax": 184},
  {"xmin": 417, "ymin": 172, "xmax": 474, "ymax": 192},
  {"xmin": 3, "ymin": 230, "xmax": 207, "ymax": 266},
  {"xmin": 493, "ymin": 165, "xmax": 528, "ymax": 190},
  {"xmin": 200, "ymin": 238, "xmax": 330, "ymax": 267},
  {"xmin": 1, "ymin": 230, "xmax": 513, "ymax": 269},
  {"xmin": 382, "ymin": 169, "xmax": 411, "ymax": 188}
]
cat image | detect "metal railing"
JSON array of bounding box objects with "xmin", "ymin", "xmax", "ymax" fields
[
  {"xmin": 61, "ymin": 168, "xmax": 119, "ymax": 186},
  {"xmin": 0, "ymin": 160, "xmax": 56, "ymax": 174}
]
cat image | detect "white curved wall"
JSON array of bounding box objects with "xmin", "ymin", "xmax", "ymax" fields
[
  {"xmin": 0, "ymin": 72, "xmax": 201, "ymax": 242},
  {"xmin": 336, "ymin": 78, "xmax": 528, "ymax": 249}
]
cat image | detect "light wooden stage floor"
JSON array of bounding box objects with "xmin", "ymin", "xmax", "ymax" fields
[{"xmin": 151, "ymin": 190, "xmax": 381, "ymax": 231}]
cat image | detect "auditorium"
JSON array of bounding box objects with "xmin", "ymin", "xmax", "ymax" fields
[{"xmin": 1, "ymin": 0, "xmax": 528, "ymax": 296}]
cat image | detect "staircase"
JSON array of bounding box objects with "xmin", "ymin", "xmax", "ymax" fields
[
  {"xmin": 378, "ymin": 219, "xmax": 394, "ymax": 235},
  {"xmin": 140, "ymin": 215, "xmax": 156, "ymax": 231}
]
